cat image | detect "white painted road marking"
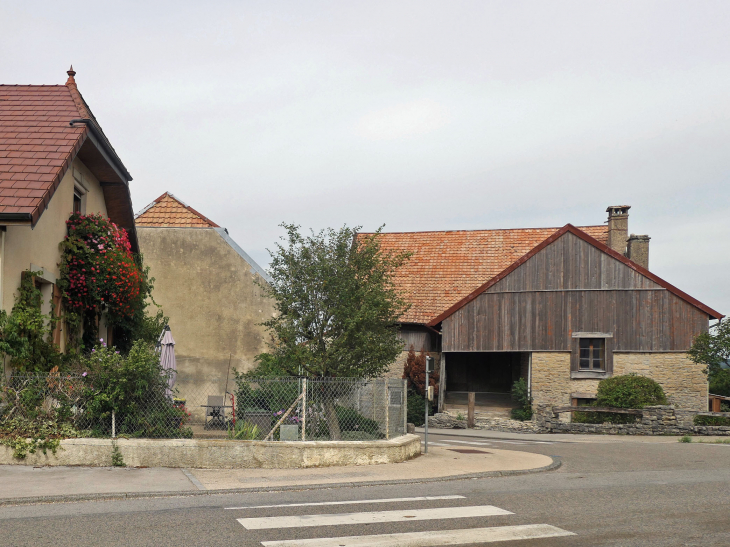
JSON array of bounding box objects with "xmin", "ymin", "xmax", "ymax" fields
[
  {"xmin": 225, "ymin": 495, "xmax": 465, "ymax": 510},
  {"xmin": 437, "ymin": 440, "xmax": 494, "ymax": 446},
  {"xmin": 260, "ymin": 524, "xmax": 575, "ymax": 546},
  {"xmin": 238, "ymin": 505, "xmax": 513, "ymax": 530}
]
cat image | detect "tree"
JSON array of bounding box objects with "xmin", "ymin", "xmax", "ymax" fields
[
  {"xmin": 253, "ymin": 223, "xmax": 410, "ymax": 438},
  {"xmin": 402, "ymin": 345, "xmax": 439, "ymax": 400},
  {"xmin": 689, "ymin": 320, "xmax": 730, "ymax": 397}
]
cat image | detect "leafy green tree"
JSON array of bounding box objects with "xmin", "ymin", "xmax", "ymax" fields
[
  {"xmin": 253, "ymin": 224, "xmax": 410, "ymax": 438},
  {"xmin": 688, "ymin": 321, "xmax": 730, "ymax": 396}
]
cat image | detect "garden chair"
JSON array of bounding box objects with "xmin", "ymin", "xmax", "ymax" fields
[{"xmin": 203, "ymin": 395, "xmax": 229, "ymax": 429}]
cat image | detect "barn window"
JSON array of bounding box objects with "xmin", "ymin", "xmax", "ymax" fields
[
  {"xmin": 571, "ymin": 332, "xmax": 613, "ymax": 378},
  {"xmin": 579, "ymin": 338, "xmax": 605, "ymax": 370}
]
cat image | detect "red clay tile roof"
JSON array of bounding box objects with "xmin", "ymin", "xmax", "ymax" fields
[
  {"xmin": 135, "ymin": 192, "xmax": 219, "ymax": 228},
  {"xmin": 0, "ymin": 83, "xmax": 87, "ymax": 223},
  {"xmin": 0, "ymin": 68, "xmax": 132, "ymax": 228},
  {"xmin": 428, "ymin": 224, "xmax": 723, "ymax": 324},
  {"xmin": 360, "ymin": 225, "xmax": 609, "ymax": 324}
]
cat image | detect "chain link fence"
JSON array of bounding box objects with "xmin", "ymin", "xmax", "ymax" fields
[{"xmin": 0, "ymin": 373, "xmax": 407, "ymax": 442}]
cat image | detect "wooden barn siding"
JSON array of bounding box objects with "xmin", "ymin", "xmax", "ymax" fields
[
  {"xmin": 442, "ymin": 233, "xmax": 708, "ymax": 352},
  {"xmin": 398, "ymin": 327, "xmax": 434, "ymax": 352}
]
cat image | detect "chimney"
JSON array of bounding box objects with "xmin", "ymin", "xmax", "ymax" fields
[
  {"xmin": 606, "ymin": 205, "xmax": 630, "ymax": 255},
  {"xmin": 627, "ymin": 234, "xmax": 650, "ymax": 270}
]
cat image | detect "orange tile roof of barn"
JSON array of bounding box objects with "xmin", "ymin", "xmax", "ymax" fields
[
  {"xmin": 359, "ymin": 225, "xmax": 609, "ymax": 324},
  {"xmin": 135, "ymin": 192, "xmax": 219, "ymax": 228}
]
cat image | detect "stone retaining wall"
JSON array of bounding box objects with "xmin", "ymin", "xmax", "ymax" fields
[
  {"xmin": 534, "ymin": 404, "xmax": 730, "ymax": 436},
  {"xmin": 0, "ymin": 434, "xmax": 421, "ymax": 469}
]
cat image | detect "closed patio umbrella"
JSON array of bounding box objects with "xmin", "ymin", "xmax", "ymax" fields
[{"xmin": 159, "ymin": 326, "xmax": 177, "ymax": 398}]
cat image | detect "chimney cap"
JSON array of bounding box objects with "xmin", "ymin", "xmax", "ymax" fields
[
  {"xmin": 628, "ymin": 234, "xmax": 650, "ymax": 241},
  {"xmin": 607, "ymin": 205, "xmax": 630, "ymax": 216}
]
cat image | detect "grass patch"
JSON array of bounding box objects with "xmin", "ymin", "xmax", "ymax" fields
[{"xmin": 679, "ymin": 435, "xmax": 692, "ymax": 443}]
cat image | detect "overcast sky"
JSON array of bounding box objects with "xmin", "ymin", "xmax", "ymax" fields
[{"xmin": 3, "ymin": 1, "xmax": 729, "ymax": 315}]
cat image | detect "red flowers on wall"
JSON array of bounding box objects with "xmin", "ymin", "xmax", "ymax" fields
[{"xmin": 60, "ymin": 213, "xmax": 143, "ymax": 329}]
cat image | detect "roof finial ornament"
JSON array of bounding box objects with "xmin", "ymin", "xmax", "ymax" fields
[{"xmin": 66, "ymin": 65, "xmax": 76, "ymax": 85}]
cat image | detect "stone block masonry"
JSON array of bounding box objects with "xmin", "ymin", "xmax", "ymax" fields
[
  {"xmin": 534, "ymin": 404, "xmax": 730, "ymax": 436},
  {"xmin": 530, "ymin": 351, "xmax": 708, "ymax": 411}
]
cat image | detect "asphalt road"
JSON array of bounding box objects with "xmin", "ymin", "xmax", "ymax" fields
[{"xmin": 1, "ymin": 432, "xmax": 728, "ymax": 546}]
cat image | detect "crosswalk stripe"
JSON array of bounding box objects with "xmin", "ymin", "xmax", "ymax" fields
[
  {"xmin": 224, "ymin": 495, "xmax": 465, "ymax": 510},
  {"xmin": 260, "ymin": 524, "xmax": 575, "ymax": 546},
  {"xmin": 238, "ymin": 505, "xmax": 513, "ymax": 530},
  {"xmin": 437, "ymin": 440, "xmax": 493, "ymax": 446}
]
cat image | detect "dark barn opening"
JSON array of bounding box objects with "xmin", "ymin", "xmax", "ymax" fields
[{"xmin": 443, "ymin": 352, "xmax": 528, "ymax": 414}]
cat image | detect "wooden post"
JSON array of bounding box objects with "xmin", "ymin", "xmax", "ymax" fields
[
  {"xmin": 467, "ymin": 392, "xmax": 475, "ymax": 428},
  {"xmin": 438, "ymin": 353, "xmax": 446, "ymax": 413}
]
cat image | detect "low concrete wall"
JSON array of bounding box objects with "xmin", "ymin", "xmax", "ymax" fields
[{"xmin": 0, "ymin": 434, "xmax": 421, "ymax": 469}]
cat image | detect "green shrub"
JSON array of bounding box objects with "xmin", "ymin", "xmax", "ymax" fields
[
  {"xmin": 709, "ymin": 369, "xmax": 730, "ymax": 398},
  {"xmin": 81, "ymin": 341, "xmax": 189, "ymax": 438},
  {"xmin": 335, "ymin": 406, "xmax": 381, "ymax": 436},
  {"xmin": 595, "ymin": 374, "xmax": 667, "ymax": 408},
  {"xmin": 694, "ymin": 415, "xmax": 730, "ymax": 427},
  {"xmin": 510, "ymin": 378, "xmax": 532, "ymax": 421},
  {"xmin": 406, "ymin": 389, "xmax": 433, "ymax": 427},
  {"xmin": 575, "ymin": 374, "xmax": 667, "ymax": 424},
  {"xmin": 679, "ymin": 435, "xmax": 692, "ymax": 443}
]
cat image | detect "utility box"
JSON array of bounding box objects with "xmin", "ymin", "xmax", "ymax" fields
[
  {"xmin": 427, "ymin": 385, "xmax": 434, "ymax": 401},
  {"xmin": 280, "ymin": 424, "xmax": 299, "ymax": 441},
  {"xmin": 425, "ymin": 356, "xmax": 434, "ymax": 373}
]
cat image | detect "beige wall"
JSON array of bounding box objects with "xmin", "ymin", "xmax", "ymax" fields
[
  {"xmin": 136, "ymin": 227, "xmax": 276, "ymax": 417},
  {"xmin": 1, "ymin": 159, "xmax": 108, "ymax": 353},
  {"xmin": 530, "ymin": 351, "xmax": 707, "ymax": 411}
]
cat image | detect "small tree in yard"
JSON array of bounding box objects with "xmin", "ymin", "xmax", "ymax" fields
[
  {"xmin": 688, "ymin": 320, "xmax": 730, "ymax": 397},
  {"xmin": 403, "ymin": 345, "xmax": 439, "ymax": 399},
  {"xmin": 253, "ymin": 224, "xmax": 410, "ymax": 439}
]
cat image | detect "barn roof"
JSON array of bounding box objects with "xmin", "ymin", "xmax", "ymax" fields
[
  {"xmin": 426, "ymin": 224, "xmax": 723, "ymax": 325},
  {"xmin": 359, "ymin": 224, "xmax": 609, "ymax": 324}
]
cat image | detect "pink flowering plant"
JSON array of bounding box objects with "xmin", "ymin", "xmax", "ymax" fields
[{"xmin": 59, "ymin": 213, "xmax": 157, "ymax": 351}]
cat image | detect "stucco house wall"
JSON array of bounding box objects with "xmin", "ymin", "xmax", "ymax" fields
[
  {"xmin": 136, "ymin": 225, "xmax": 275, "ymax": 413},
  {"xmin": 2, "ymin": 160, "xmax": 107, "ymax": 314}
]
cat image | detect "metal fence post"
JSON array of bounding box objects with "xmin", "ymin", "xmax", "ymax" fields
[
  {"xmin": 111, "ymin": 410, "xmax": 116, "ymax": 439},
  {"xmin": 301, "ymin": 378, "xmax": 307, "ymax": 441},
  {"xmin": 403, "ymin": 379, "xmax": 408, "ymax": 434},
  {"xmin": 384, "ymin": 380, "xmax": 390, "ymax": 440}
]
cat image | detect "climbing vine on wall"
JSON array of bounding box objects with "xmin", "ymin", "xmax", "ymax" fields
[{"xmin": 58, "ymin": 213, "xmax": 151, "ymax": 350}]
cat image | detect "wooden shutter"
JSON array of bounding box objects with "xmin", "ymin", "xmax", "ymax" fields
[
  {"xmin": 52, "ymin": 283, "xmax": 63, "ymax": 347},
  {"xmin": 604, "ymin": 336, "xmax": 613, "ymax": 375}
]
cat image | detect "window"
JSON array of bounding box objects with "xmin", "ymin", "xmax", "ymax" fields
[
  {"xmin": 579, "ymin": 338, "xmax": 605, "ymax": 370},
  {"xmin": 571, "ymin": 332, "xmax": 613, "ymax": 378},
  {"xmin": 73, "ymin": 191, "xmax": 82, "ymax": 214}
]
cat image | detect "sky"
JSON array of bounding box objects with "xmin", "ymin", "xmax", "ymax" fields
[{"xmin": 2, "ymin": 1, "xmax": 729, "ymax": 315}]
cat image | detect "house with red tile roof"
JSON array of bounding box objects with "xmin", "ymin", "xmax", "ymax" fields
[
  {"xmin": 135, "ymin": 192, "xmax": 274, "ymax": 417},
  {"xmin": 363, "ymin": 206, "xmax": 722, "ymax": 413},
  {"xmin": 0, "ymin": 67, "xmax": 137, "ymax": 352}
]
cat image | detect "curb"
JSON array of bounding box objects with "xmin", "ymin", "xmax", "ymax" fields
[{"xmin": 0, "ymin": 457, "xmax": 561, "ymax": 507}]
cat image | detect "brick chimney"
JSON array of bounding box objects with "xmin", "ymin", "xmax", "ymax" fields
[
  {"xmin": 627, "ymin": 234, "xmax": 650, "ymax": 269},
  {"xmin": 606, "ymin": 205, "xmax": 630, "ymax": 255}
]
